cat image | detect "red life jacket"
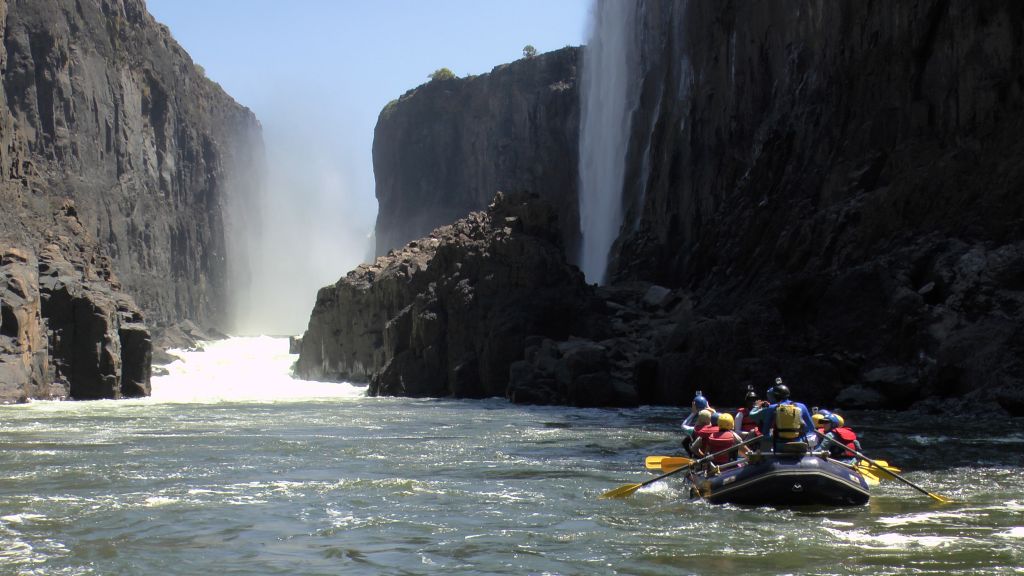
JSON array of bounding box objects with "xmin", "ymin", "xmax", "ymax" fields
[
  {"xmin": 705, "ymin": 430, "xmax": 742, "ymax": 464},
  {"xmin": 695, "ymin": 424, "xmax": 718, "ymax": 443},
  {"xmin": 832, "ymin": 427, "xmax": 858, "ymax": 457},
  {"xmin": 736, "ymin": 407, "xmax": 760, "ymax": 434}
]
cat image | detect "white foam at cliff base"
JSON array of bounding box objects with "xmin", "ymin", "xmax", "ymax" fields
[
  {"xmin": 998, "ymin": 527, "xmax": 1024, "ymax": 539},
  {"xmin": 150, "ymin": 336, "xmax": 365, "ymax": 403}
]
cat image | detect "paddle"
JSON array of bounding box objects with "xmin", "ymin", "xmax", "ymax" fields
[
  {"xmin": 815, "ymin": 431, "xmax": 953, "ymax": 503},
  {"xmin": 645, "ymin": 455, "xmax": 693, "ymax": 471},
  {"xmin": 601, "ymin": 435, "xmax": 762, "ymax": 499}
]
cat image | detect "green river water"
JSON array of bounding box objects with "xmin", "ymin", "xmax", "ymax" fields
[{"xmin": 1, "ymin": 337, "xmax": 1021, "ymax": 575}]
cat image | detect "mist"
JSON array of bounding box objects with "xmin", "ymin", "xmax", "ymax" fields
[{"xmin": 229, "ymin": 112, "xmax": 376, "ymax": 337}]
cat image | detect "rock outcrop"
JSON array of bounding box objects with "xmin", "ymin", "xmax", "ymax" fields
[
  {"xmin": 357, "ymin": 1, "xmax": 1024, "ymax": 413},
  {"xmin": 373, "ymin": 48, "xmax": 580, "ymax": 260},
  {"xmin": 1, "ymin": 202, "xmax": 150, "ymax": 402},
  {"xmin": 0, "ymin": 0, "xmax": 262, "ymax": 402},
  {"xmin": 1, "ymin": 0, "xmax": 261, "ymax": 330},
  {"xmin": 297, "ymin": 192, "xmax": 623, "ymax": 403},
  {"xmin": 607, "ymin": 0, "xmax": 1024, "ymax": 413}
]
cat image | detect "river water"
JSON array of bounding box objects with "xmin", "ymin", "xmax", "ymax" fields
[{"xmin": 1, "ymin": 337, "xmax": 1021, "ymax": 575}]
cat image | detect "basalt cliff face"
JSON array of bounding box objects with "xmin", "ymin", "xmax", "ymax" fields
[
  {"xmin": 355, "ymin": 1, "xmax": 1024, "ymax": 414},
  {"xmin": 612, "ymin": 0, "xmax": 1024, "ymax": 413},
  {"xmin": 297, "ymin": 193, "xmax": 628, "ymax": 405},
  {"xmin": 373, "ymin": 48, "xmax": 580, "ymax": 260},
  {"xmin": 0, "ymin": 0, "xmax": 262, "ymax": 402}
]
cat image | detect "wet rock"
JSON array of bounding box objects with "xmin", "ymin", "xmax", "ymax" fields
[{"xmin": 835, "ymin": 385, "xmax": 887, "ymax": 410}]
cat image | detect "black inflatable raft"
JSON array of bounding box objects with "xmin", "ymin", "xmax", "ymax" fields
[{"xmin": 695, "ymin": 452, "xmax": 870, "ymax": 506}]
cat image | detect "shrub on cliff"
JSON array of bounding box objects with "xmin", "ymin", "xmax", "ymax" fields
[
  {"xmin": 428, "ymin": 67, "xmax": 457, "ymax": 81},
  {"xmin": 522, "ymin": 44, "xmax": 537, "ymax": 58}
]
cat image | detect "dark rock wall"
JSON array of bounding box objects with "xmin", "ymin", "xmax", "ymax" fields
[
  {"xmin": 373, "ymin": 47, "xmax": 581, "ymax": 260},
  {"xmin": 297, "ymin": 193, "xmax": 606, "ymax": 400},
  {"xmin": 0, "ymin": 0, "xmax": 261, "ymax": 402},
  {"xmin": 1, "ymin": 0, "xmax": 262, "ymax": 330},
  {"xmin": 613, "ymin": 0, "xmax": 1024, "ymax": 411}
]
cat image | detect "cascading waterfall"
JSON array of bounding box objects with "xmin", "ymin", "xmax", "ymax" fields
[{"xmin": 578, "ymin": 0, "xmax": 641, "ymax": 285}]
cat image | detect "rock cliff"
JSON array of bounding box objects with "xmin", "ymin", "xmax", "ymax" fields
[
  {"xmin": 353, "ymin": 0, "xmax": 1024, "ymax": 414},
  {"xmin": 612, "ymin": 0, "xmax": 1024, "ymax": 413},
  {"xmin": 0, "ymin": 0, "xmax": 262, "ymax": 402},
  {"xmin": 373, "ymin": 47, "xmax": 580, "ymax": 260},
  {"xmin": 296, "ymin": 192, "xmax": 623, "ymax": 403}
]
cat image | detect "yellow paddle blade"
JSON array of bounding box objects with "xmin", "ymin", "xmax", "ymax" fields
[
  {"xmin": 644, "ymin": 456, "xmax": 666, "ymax": 469},
  {"xmin": 645, "ymin": 456, "xmax": 693, "ymax": 470},
  {"xmin": 600, "ymin": 483, "xmax": 643, "ymax": 499},
  {"xmin": 858, "ymin": 470, "xmax": 880, "ymax": 487}
]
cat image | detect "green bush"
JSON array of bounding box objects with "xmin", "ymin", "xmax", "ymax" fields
[
  {"xmin": 428, "ymin": 67, "xmax": 457, "ymax": 81},
  {"xmin": 522, "ymin": 44, "xmax": 537, "ymax": 59}
]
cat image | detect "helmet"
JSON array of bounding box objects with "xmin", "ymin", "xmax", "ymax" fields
[
  {"xmin": 771, "ymin": 383, "xmax": 791, "ymax": 400},
  {"xmin": 693, "ymin": 391, "xmax": 709, "ymax": 410},
  {"xmin": 744, "ymin": 387, "xmax": 757, "ymax": 401},
  {"xmin": 697, "ymin": 409, "xmax": 713, "ymax": 425},
  {"xmin": 718, "ymin": 413, "xmax": 735, "ymax": 431},
  {"xmin": 827, "ymin": 414, "xmax": 843, "ymax": 428},
  {"xmin": 812, "ymin": 413, "xmax": 827, "ymax": 427},
  {"xmin": 710, "ymin": 412, "xmax": 720, "ymax": 426}
]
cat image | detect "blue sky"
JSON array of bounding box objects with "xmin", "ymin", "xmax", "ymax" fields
[{"xmin": 145, "ymin": 0, "xmax": 591, "ymax": 334}]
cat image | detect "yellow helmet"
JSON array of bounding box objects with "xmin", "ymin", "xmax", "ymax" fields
[
  {"xmin": 812, "ymin": 413, "xmax": 827, "ymax": 426},
  {"xmin": 717, "ymin": 413, "xmax": 735, "ymax": 431},
  {"xmin": 834, "ymin": 414, "xmax": 845, "ymax": 427}
]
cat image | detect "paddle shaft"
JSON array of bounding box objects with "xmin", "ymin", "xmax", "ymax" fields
[{"xmin": 815, "ymin": 431, "xmax": 947, "ymax": 501}]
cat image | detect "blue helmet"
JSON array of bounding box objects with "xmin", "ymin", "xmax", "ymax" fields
[
  {"xmin": 693, "ymin": 391, "xmax": 708, "ymax": 410},
  {"xmin": 827, "ymin": 414, "xmax": 842, "ymax": 428},
  {"xmin": 710, "ymin": 412, "xmax": 720, "ymax": 426}
]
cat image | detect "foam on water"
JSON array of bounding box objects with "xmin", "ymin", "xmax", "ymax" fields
[{"xmin": 151, "ymin": 336, "xmax": 365, "ymax": 403}]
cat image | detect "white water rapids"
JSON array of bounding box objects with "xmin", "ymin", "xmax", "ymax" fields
[{"xmin": 150, "ymin": 336, "xmax": 365, "ymax": 403}]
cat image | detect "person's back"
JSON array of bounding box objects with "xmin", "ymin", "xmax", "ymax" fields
[
  {"xmin": 735, "ymin": 387, "xmax": 761, "ymax": 439},
  {"xmin": 761, "ymin": 379, "xmax": 815, "ymax": 451},
  {"xmin": 820, "ymin": 414, "xmax": 861, "ymax": 463},
  {"xmin": 692, "ymin": 413, "xmax": 747, "ymax": 465}
]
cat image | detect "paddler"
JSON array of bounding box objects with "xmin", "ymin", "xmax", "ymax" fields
[
  {"xmin": 734, "ymin": 386, "xmax": 761, "ymax": 440},
  {"xmin": 680, "ymin": 391, "xmax": 715, "ymax": 455},
  {"xmin": 691, "ymin": 413, "xmax": 749, "ymax": 467},
  {"xmin": 682, "ymin": 409, "xmax": 718, "ymax": 457},
  {"xmin": 819, "ymin": 413, "xmax": 862, "ymax": 464},
  {"xmin": 756, "ymin": 378, "xmax": 816, "ymax": 452}
]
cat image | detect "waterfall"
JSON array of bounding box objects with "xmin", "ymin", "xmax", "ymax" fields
[{"xmin": 578, "ymin": 0, "xmax": 640, "ymax": 285}]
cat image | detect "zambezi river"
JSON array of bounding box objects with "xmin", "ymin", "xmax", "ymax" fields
[{"xmin": 1, "ymin": 337, "xmax": 1021, "ymax": 575}]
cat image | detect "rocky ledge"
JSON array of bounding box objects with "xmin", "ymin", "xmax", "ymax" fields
[
  {"xmin": 297, "ymin": 192, "xmax": 644, "ymax": 405},
  {"xmin": 1, "ymin": 202, "xmax": 150, "ymax": 403}
]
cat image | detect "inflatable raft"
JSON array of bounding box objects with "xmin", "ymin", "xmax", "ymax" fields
[{"xmin": 695, "ymin": 452, "xmax": 871, "ymax": 506}]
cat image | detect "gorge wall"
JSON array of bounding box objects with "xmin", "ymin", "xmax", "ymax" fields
[
  {"xmin": 373, "ymin": 47, "xmax": 580, "ymax": 260},
  {"xmin": 359, "ymin": 1, "xmax": 1024, "ymax": 414},
  {"xmin": 612, "ymin": 0, "xmax": 1024, "ymax": 413},
  {"xmin": 0, "ymin": 0, "xmax": 262, "ymax": 402}
]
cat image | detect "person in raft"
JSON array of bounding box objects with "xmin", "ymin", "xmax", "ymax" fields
[
  {"xmin": 680, "ymin": 391, "xmax": 715, "ymax": 456},
  {"xmin": 818, "ymin": 413, "xmax": 862, "ymax": 464},
  {"xmin": 733, "ymin": 386, "xmax": 761, "ymax": 440},
  {"xmin": 691, "ymin": 412, "xmax": 750, "ymax": 469},
  {"xmin": 751, "ymin": 378, "xmax": 816, "ymax": 451}
]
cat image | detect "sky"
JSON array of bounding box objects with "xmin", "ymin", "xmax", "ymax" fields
[{"xmin": 145, "ymin": 0, "xmax": 592, "ymax": 335}]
